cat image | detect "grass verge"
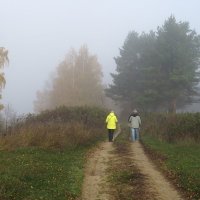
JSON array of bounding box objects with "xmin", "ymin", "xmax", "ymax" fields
[
  {"xmin": 0, "ymin": 106, "xmax": 107, "ymax": 199},
  {"xmin": 141, "ymin": 135, "xmax": 200, "ymax": 200},
  {"xmin": 0, "ymin": 147, "xmax": 88, "ymax": 200}
]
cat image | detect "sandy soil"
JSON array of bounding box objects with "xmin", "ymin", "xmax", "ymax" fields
[
  {"xmin": 130, "ymin": 141, "xmax": 183, "ymax": 200},
  {"xmin": 82, "ymin": 142, "xmax": 115, "ymax": 200}
]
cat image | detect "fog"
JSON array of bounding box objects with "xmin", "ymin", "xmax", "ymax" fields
[{"xmin": 1, "ymin": 0, "xmax": 200, "ymax": 114}]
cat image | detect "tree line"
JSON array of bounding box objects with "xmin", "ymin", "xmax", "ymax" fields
[
  {"xmin": 106, "ymin": 16, "xmax": 200, "ymax": 113},
  {"xmin": 1, "ymin": 16, "xmax": 200, "ymax": 114}
]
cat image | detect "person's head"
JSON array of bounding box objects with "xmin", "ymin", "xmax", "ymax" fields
[
  {"xmin": 133, "ymin": 109, "xmax": 138, "ymax": 114},
  {"xmin": 132, "ymin": 109, "xmax": 138, "ymax": 116},
  {"xmin": 110, "ymin": 110, "xmax": 114, "ymax": 114}
]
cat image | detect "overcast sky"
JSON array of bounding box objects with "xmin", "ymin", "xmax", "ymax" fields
[{"xmin": 1, "ymin": 0, "xmax": 200, "ymax": 114}]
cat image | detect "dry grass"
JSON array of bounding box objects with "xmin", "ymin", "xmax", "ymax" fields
[
  {"xmin": 0, "ymin": 106, "xmax": 106, "ymax": 199},
  {"xmin": 142, "ymin": 112, "xmax": 200, "ymax": 143},
  {"xmin": 0, "ymin": 122, "xmax": 104, "ymax": 150}
]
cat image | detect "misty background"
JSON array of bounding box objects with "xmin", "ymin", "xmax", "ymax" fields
[{"xmin": 1, "ymin": 0, "xmax": 200, "ymax": 114}]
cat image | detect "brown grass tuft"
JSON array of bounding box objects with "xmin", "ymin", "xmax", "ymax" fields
[{"xmin": 0, "ymin": 122, "xmax": 104, "ymax": 150}]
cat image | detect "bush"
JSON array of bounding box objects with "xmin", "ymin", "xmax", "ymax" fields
[
  {"xmin": 142, "ymin": 112, "xmax": 200, "ymax": 143},
  {"xmin": 0, "ymin": 106, "xmax": 107, "ymax": 150},
  {"xmin": 26, "ymin": 106, "xmax": 107, "ymax": 128}
]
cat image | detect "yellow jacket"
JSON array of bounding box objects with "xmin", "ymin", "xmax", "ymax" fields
[{"xmin": 106, "ymin": 112, "xmax": 118, "ymax": 129}]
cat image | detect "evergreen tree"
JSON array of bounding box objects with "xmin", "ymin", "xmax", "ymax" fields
[
  {"xmin": 156, "ymin": 16, "xmax": 200, "ymax": 112},
  {"xmin": 106, "ymin": 16, "xmax": 200, "ymax": 112}
]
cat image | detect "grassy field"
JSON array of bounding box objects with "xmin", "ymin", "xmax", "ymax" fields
[
  {"xmin": 0, "ymin": 147, "xmax": 88, "ymax": 200},
  {"xmin": 0, "ymin": 106, "xmax": 107, "ymax": 200},
  {"xmin": 141, "ymin": 135, "xmax": 200, "ymax": 200}
]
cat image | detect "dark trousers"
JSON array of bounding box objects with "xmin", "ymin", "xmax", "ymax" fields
[{"xmin": 108, "ymin": 129, "xmax": 115, "ymax": 142}]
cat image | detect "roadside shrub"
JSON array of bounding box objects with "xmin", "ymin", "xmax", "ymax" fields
[
  {"xmin": 142, "ymin": 112, "xmax": 200, "ymax": 143},
  {"xmin": 0, "ymin": 106, "xmax": 107, "ymax": 150},
  {"xmin": 26, "ymin": 106, "xmax": 107, "ymax": 128}
]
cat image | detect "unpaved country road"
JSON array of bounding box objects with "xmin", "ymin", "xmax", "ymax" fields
[
  {"xmin": 131, "ymin": 142, "xmax": 183, "ymax": 200},
  {"xmin": 82, "ymin": 141, "xmax": 183, "ymax": 200},
  {"xmin": 82, "ymin": 142, "xmax": 115, "ymax": 200}
]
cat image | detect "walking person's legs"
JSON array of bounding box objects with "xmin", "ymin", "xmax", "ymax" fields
[
  {"xmin": 111, "ymin": 129, "xmax": 114, "ymax": 141},
  {"xmin": 108, "ymin": 129, "xmax": 111, "ymax": 142},
  {"xmin": 131, "ymin": 128, "xmax": 135, "ymax": 142},
  {"xmin": 108, "ymin": 129, "xmax": 114, "ymax": 142},
  {"xmin": 135, "ymin": 128, "xmax": 139, "ymax": 141}
]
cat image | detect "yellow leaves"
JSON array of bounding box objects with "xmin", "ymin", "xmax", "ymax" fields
[
  {"xmin": 0, "ymin": 72, "xmax": 6, "ymax": 90},
  {"xmin": 0, "ymin": 47, "xmax": 8, "ymax": 108},
  {"xmin": 34, "ymin": 46, "xmax": 105, "ymax": 112},
  {"xmin": 0, "ymin": 47, "xmax": 9, "ymax": 68},
  {"xmin": 0, "ymin": 47, "xmax": 8, "ymax": 89}
]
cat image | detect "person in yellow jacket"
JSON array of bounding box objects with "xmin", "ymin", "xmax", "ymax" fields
[{"xmin": 105, "ymin": 110, "xmax": 118, "ymax": 142}]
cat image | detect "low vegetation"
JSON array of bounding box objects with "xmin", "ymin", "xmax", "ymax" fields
[
  {"xmin": 141, "ymin": 112, "xmax": 200, "ymax": 199},
  {"xmin": 0, "ymin": 106, "xmax": 106, "ymax": 150},
  {"xmin": 0, "ymin": 147, "xmax": 85, "ymax": 200},
  {"xmin": 0, "ymin": 106, "xmax": 107, "ymax": 200},
  {"xmin": 142, "ymin": 112, "xmax": 200, "ymax": 143}
]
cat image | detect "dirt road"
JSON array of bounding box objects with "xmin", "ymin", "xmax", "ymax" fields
[
  {"xmin": 82, "ymin": 141, "xmax": 183, "ymax": 200},
  {"xmin": 131, "ymin": 142, "xmax": 182, "ymax": 200},
  {"xmin": 82, "ymin": 142, "xmax": 115, "ymax": 200}
]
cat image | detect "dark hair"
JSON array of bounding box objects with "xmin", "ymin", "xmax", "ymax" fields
[{"xmin": 132, "ymin": 113, "xmax": 138, "ymax": 117}]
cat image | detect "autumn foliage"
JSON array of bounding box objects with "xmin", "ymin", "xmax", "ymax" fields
[{"xmin": 34, "ymin": 46, "xmax": 106, "ymax": 112}]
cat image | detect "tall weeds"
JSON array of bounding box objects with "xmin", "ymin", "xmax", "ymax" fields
[
  {"xmin": 0, "ymin": 106, "xmax": 107, "ymax": 150},
  {"xmin": 142, "ymin": 112, "xmax": 200, "ymax": 143}
]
